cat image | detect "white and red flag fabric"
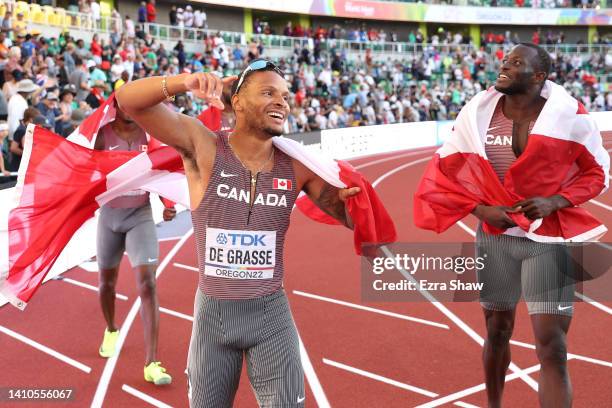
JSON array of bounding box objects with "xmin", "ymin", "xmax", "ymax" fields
[
  {"xmin": 1, "ymin": 95, "xmax": 396, "ymax": 309},
  {"xmin": 414, "ymin": 80, "xmax": 609, "ymax": 242}
]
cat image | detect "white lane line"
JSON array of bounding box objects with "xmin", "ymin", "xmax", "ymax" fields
[
  {"xmin": 323, "ymin": 358, "xmax": 437, "ymax": 397},
  {"xmin": 510, "ymin": 339, "xmax": 612, "ymax": 368},
  {"xmin": 459, "ymin": 207, "xmax": 611, "ymax": 318},
  {"xmin": 79, "ymin": 261, "xmax": 99, "ymax": 272},
  {"xmin": 567, "ymin": 353, "xmax": 612, "ymax": 368},
  {"xmin": 55, "ymin": 277, "xmax": 128, "ymax": 301},
  {"xmin": 173, "ymin": 262, "xmax": 199, "ymax": 272},
  {"xmin": 158, "ymin": 236, "xmax": 182, "ymax": 242},
  {"xmin": 159, "ymin": 306, "xmax": 194, "ymax": 322},
  {"xmin": 288, "ymin": 149, "xmax": 438, "ymax": 407},
  {"xmin": 372, "ymin": 157, "xmax": 539, "ymax": 392},
  {"xmin": 293, "ymin": 290, "xmax": 449, "ymax": 329},
  {"xmin": 371, "ymin": 157, "xmax": 433, "ymax": 188},
  {"xmin": 575, "ymin": 292, "xmax": 612, "ymax": 316},
  {"xmin": 0, "ymin": 324, "xmax": 91, "ymax": 373},
  {"xmin": 381, "ymin": 244, "xmax": 538, "ymax": 392},
  {"xmin": 300, "ymin": 333, "xmax": 331, "ymax": 408},
  {"xmin": 323, "ymin": 358, "xmax": 480, "ymax": 407},
  {"xmin": 453, "ymin": 402, "xmax": 481, "ymax": 408},
  {"xmin": 415, "ymin": 363, "xmax": 543, "ymax": 408},
  {"xmin": 91, "ymin": 229, "xmax": 194, "ymax": 408},
  {"xmin": 355, "ymin": 148, "xmax": 437, "ymax": 170},
  {"xmin": 457, "ymin": 221, "xmax": 476, "ymax": 237},
  {"xmin": 589, "ymin": 199, "xmax": 612, "ymax": 211},
  {"xmin": 122, "ymin": 384, "xmax": 173, "ymax": 408},
  {"xmin": 348, "ymin": 146, "xmax": 438, "ymax": 163}
]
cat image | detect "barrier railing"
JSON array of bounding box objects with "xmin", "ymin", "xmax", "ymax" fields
[
  {"xmin": 141, "ymin": 23, "xmax": 609, "ymax": 58},
  {"xmin": 486, "ymin": 43, "xmax": 611, "ymax": 55},
  {"xmin": 2, "ymin": 0, "xmax": 608, "ymax": 59}
]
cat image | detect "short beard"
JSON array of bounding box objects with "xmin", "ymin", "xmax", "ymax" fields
[
  {"xmin": 263, "ymin": 126, "xmax": 283, "ymax": 137},
  {"xmin": 495, "ymin": 83, "xmax": 529, "ymax": 95},
  {"xmin": 495, "ymin": 74, "xmax": 532, "ymax": 95}
]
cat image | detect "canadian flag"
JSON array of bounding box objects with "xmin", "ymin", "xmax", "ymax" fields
[
  {"xmin": 414, "ymin": 81, "xmax": 609, "ymax": 242},
  {"xmin": 1, "ymin": 94, "xmax": 396, "ymax": 310},
  {"xmin": 273, "ymin": 178, "xmax": 292, "ymax": 191}
]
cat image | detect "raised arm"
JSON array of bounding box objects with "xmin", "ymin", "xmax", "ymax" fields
[{"xmin": 115, "ymin": 73, "xmax": 237, "ymax": 155}]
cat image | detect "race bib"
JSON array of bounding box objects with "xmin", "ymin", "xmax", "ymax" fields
[{"xmin": 205, "ymin": 227, "xmax": 276, "ymax": 280}]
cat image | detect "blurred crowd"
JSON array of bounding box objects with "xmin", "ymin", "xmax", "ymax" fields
[
  {"xmin": 279, "ymin": 44, "xmax": 611, "ymax": 133},
  {"xmin": 0, "ymin": 2, "xmax": 610, "ymax": 175},
  {"xmin": 264, "ymin": 21, "xmax": 612, "ymax": 47}
]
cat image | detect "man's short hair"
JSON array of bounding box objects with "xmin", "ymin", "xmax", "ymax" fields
[
  {"xmin": 518, "ymin": 42, "xmax": 552, "ymax": 76},
  {"xmin": 231, "ymin": 59, "xmax": 284, "ymax": 96}
]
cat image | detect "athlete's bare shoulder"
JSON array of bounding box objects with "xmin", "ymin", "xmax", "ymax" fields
[{"xmin": 289, "ymin": 156, "xmax": 315, "ymax": 193}]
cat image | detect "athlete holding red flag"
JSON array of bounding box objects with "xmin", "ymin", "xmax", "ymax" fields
[
  {"xmin": 115, "ymin": 60, "xmax": 393, "ymax": 406},
  {"xmin": 415, "ymin": 43, "xmax": 609, "ymax": 408}
]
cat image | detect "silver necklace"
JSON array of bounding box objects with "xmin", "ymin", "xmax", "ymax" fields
[{"xmin": 228, "ymin": 138, "xmax": 274, "ymax": 187}]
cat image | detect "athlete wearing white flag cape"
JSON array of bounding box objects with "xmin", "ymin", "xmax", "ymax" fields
[
  {"xmin": 415, "ymin": 43, "xmax": 610, "ymax": 408},
  {"xmin": 4, "ymin": 60, "xmax": 395, "ymax": 397}
]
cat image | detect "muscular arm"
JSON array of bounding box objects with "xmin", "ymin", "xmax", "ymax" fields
[
  {"xmin": 313, "ymin": 180, "xmax": 352, "ymax": 227},
  {"xmin": 298, "ymin": 162, "xmax": 357, "ymax": 229},
  {"xmin": 115, "ymin": 73, "xmax": 238, "ymax": 159},
  {"xmin": 115, "ymin": 73, "xmax": 203, "ymax": 154},
  {"xmin": 116, "ymin": 73, "xmax": 237, "ymax": 209}
]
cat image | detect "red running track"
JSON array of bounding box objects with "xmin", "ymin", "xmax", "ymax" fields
[{"xmin": 0, "ymin": 136, "xmax": 610, "ymax": 408}]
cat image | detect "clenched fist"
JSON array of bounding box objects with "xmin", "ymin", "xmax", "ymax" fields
[{"xmin": 183, "ymin": 73, "xmax": 238, "ymax": 109}]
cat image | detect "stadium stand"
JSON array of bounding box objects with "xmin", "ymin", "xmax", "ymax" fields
[{"xmin": 0, "ymin": 0, "xmax": 609, "ymax": 166}]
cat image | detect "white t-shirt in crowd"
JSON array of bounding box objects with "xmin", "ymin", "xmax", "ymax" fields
[
  {"xmin": 7, "ymin": 93, "xmax": 28, "ymax": 139},
  {"xmin": 315, "ymin": 113, "xmax": 327, "ymax": 130},
  {"xmin": 304, "ymin": 70, "xmax": 315, "ymax": 88},
  {"xmin": 184, "ymin": 11, "xmax": 194, "ymax": 27},
  {"xmin": 194, "ymin": 10, "xmax": 204, "ymax": 28},
  {"xmin": 125, "ymin": 19, "xmax": 135, "ymax": 37},
  {"xmin": 328, "ymin": 110, "xmax": 338, "ymax": 128},
  {"xmin": 123, "ymin": 60, "xmax": 134, "ymax": 80},
  {"xmin": 110, "ymin": 63, "xmax": 125, "ymax": 82},
  {"xmin": 91, "ymin": 1, "xmax": 101, "ymax": 21},
  {"xmin": 318, "ymin": 69, "xmax": 332, "ymax": 88}
]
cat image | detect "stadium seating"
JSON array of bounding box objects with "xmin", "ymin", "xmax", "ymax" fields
[{"xmin": 15, "ymin": 1, "xmax": 30, "ymax": 19}]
